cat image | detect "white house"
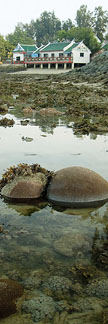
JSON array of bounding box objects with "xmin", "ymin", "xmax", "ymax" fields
[
  {"xmin": 13, "ymin": 43, "xmax": 37, "ymax": 63},
  {"xmin": 13, "ymin": 41, "xmax": 91, "ymax": 69},
  {"xmin": 64, "ymin": 40, "xmax": 91, "ymax": 68}
]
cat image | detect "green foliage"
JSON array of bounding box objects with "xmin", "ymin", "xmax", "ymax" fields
[
  {"xmin": 73, "ymin": 27, "xmax": 101, "ymax": 53},
  {"xmin": 105, "ymin": 34, "xmax": 108, "ymax": 41},
  {"xmin": 32, "ymin": 11, "xmax": 61, "ymax": 46},
  {"xmin": 57, "ymin": 30, "xmax": 68, "ymax": 41},
  {"xmin": 5, "ymin": 7, "xmax": 108, "ymax": 55},
  {"xmin": 94, "ymin": 6, "xmax": 108, "ymax": 41},
  {"xmin": 75, "ymin": 5, "xmax": 94, "ymax": 28},
  {"xmin": 62, "ymin": 19, "xmax": 73, "ymax": 31},
  {"xmin": 0, "ymin": 35, "xmax": 13, "ymax": 60},
  {"xmin": 0, "ymin": 35, "xmax": 6, "ymax": 60},
  {"xmin": 6, "ymin": 23, "xmax": 34, "ymax": 47},
  {"xmin": 57, "ymin": 27, "xmax": 101, "ymax": 54},
  {"xmin": 76, "ymin": 5, "xmax": 108, "ymax": 41}
]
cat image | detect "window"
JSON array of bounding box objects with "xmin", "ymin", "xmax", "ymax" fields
[
  {"xmin": 80, "ymin": 53, "xmax": 84, "ymax": 57},
  {"xmin": 16, "ymin": 56, "xmax": 20, "ymax": 61},
  {"xmin": 67, "ymin": 53, "xmax": 71, "ymax": 57},
  {"xmin": 44, "ymin": 54, "xmax": 48, "ymax": 58},
  {"xmin": 59, "ymin": 53, "xmax": 63, "ymax": 58},
  {"xmin": 51, "ymin": 53, "xmax": 54, "ymax": 57}
]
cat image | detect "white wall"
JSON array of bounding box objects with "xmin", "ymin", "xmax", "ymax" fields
[
  {"xmin": 72, "ymin": 43, "xmax": 91, "ymax": 64},
  {"xmin": 40, "ymin": 51, "xmax": 63, "ymax": 58},
  {"xmin": 13, "ymin": 53, "xmax": 24, "ymax": 62}
]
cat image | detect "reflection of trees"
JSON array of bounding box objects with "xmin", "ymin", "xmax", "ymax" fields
[
  {"xmin": 9, "ymin": 107, "xmax": 106, "ymax": 139},
  {"xmin": 30, "ymin": 115, "xmax": 67, "ymax": 134}
]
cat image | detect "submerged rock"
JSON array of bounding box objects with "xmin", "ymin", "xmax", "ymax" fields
[
  {"xmin": 86, "ymin": 278, "xmax": 108, "ymax": 298},
  {"xmin": 53, "ymin": 233, "xmax": 91, "ymax": 258},
  {"xmin": 41, "ymin": 275, "xmax": 74, "ymax": 299},
  {"xmin": 1, "ymin": 173, "xmax": 47, "ymax": 202},
  {"xmin": 22, "ymin": 293, "xmax": 56, "ymax": 322},
  {"xmin": 0, "ymin": 278, "xmax": 23, "ymax": 319},
  {"xmin": 47, "ymin": 166, "xmax": 108, "ymax": 208}
]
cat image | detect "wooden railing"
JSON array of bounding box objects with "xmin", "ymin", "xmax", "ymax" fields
[{"xmin": 24, "ymin": 56, "xmax": 73, "ymax": 63}]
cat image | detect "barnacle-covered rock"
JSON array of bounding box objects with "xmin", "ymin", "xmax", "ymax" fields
[
  {"xmin": 0, "ymin": 163, "xmax": 53, "ymax": 202},
  {"xmin": 1, "ymin": 174, "xmax": 47, "ymax": 202}
]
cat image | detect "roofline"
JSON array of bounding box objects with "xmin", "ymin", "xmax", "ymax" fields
[
  {"xmin": 20, "ymin": 43, "xmax": 37, "ymax": 46},
  {"xmin": 40, "ymin": 42, "xmax": 51, "ymax": 52},
  {"xmin": 40, "ymin": 41, "xmax": 70, "ymax": 52}
]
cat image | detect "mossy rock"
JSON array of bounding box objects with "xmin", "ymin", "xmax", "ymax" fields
[{"xmin": 1, "ymin": 173, "xmax": 47, "ymax": 202}]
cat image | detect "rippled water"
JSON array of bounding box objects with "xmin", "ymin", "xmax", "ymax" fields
[{"xmin": 0, "ymin": 110, "xmax": 108, "ymax": 323}]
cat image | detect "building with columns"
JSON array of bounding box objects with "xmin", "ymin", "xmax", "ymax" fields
[{"xmin": 13, "ymin": 41, "xmax": 91, "ymax": 70}]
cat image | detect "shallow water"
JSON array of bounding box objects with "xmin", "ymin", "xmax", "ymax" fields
[{"xmin": 0, "ymin": 110, "xmax": 108, "ymax": 323}]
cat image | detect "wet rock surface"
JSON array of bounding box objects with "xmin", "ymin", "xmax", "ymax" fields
[
  {"xmin": 0, "ymin": 163, "xmax": 53, "ymax": 202},
  {"xmin": 0, "ymin": 117, "xmax": 15, "ymax": 127},
  {"xmin": 0, "ymin": 278, "xmax": 23, "ymax": 319},
  {"xmin": 1, "ymin": 174, "xmax": 47, "ymax": 201},
  {"xmin": 47, "ymin": 166, "xmax": 108, "ymax": 208}
]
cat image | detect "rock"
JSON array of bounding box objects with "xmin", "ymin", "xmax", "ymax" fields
[
  {"xmin": 23, "ymin": 107, "xmax": 33, "ymax": 114},
  {"xmin": 39, "ymin": 108, "xmax": 62, "ymax": 115},
  {"xmin": 42, "ymin": 276, "xmax": 74, "ymax": 299},
  {"xmin": 22, "ymin": 136, "xmax": 33, "ymax": 142},
  {"xmin": 86, "ymin": 278, "xmax": 108, "ymax": 298},
  {"xmin": 47, "ymin": 166, "xmax": 108, "ymax": 208},
  {"xmin": 0, "ymin": 104, "xmax": 8, "ymax": 112},
  {"xmin": 0, "ymin": 278, "xmax": 23, "ymax": 319},
  {"xmin": 1, "ymin": 173, "xmax": 47, "ymax": 202},
  {"xmin": 53, "ymin": 233, "xmax": 91, "ymax": 258},
  {"xmin": 20, "ymin": 120, "xmax": 29, "ymax": 126},
  {"xmin": 0, "ymin": 117, "xmax": 15, "ymax": 127},
  {"xmin": 22, "ymin": 293, "xmax": 56, "ymax": 322}
]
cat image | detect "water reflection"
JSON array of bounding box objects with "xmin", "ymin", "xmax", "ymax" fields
[
  {"xmin": 1, "ymin": 104, "xmax": 108, "ymax": 322},
  {"xmin": 0, "ymin": 111, "xmax": 108, "ymax": 180}
]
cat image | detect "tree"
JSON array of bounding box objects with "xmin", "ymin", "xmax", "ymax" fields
[
  {"xmin": 62, "ymin": 19, "xmax": 73, "ymax": 31},
  {"xmin": 76, "ymin": 5, "xmax": 94, "ymax": 28},
  {"xmin": 32, "ymin": 11, "xmax": 61, "ymax": 46},
  {"xmin": 0, "ymin": 35, "xmax": 13, "ymax": 60},
  {"xmin": 105, "ymin": 33, "xmax": 108, "ymax": 41},
  {"xmin": 6, "ymin": 23, "xmax": 34, "ymax": 47},
  {"xmin": 0, "ymin": 35, "xmax": 6, "ymax": 60},
  {"xmin": 71, "ymin": 27, "xmax": 101, "ymax": 53},
  {"xmin": 57, "ymin": 29, "xmax": 68, "ymax": 41},
  {"xmin": 93, "ymin": 6, "xmax": 108, "ymax": 41}
]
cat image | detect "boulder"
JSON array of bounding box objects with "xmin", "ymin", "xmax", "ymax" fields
[
  {"xmin": 0, "ymin": 278, "xmax": 23, "ymax": 319},
  {"xmin": 47, "ymin": 166, "xmax": 108, "ymax": 208},
  {"xmin": 1, "ymin": 173, "xmax": 47, "ymax": 202}
]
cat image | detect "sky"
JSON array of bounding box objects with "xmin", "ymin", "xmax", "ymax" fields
[{"xmin": 0, "ymin": 0, "xmax": 108, "ymax": 37}]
